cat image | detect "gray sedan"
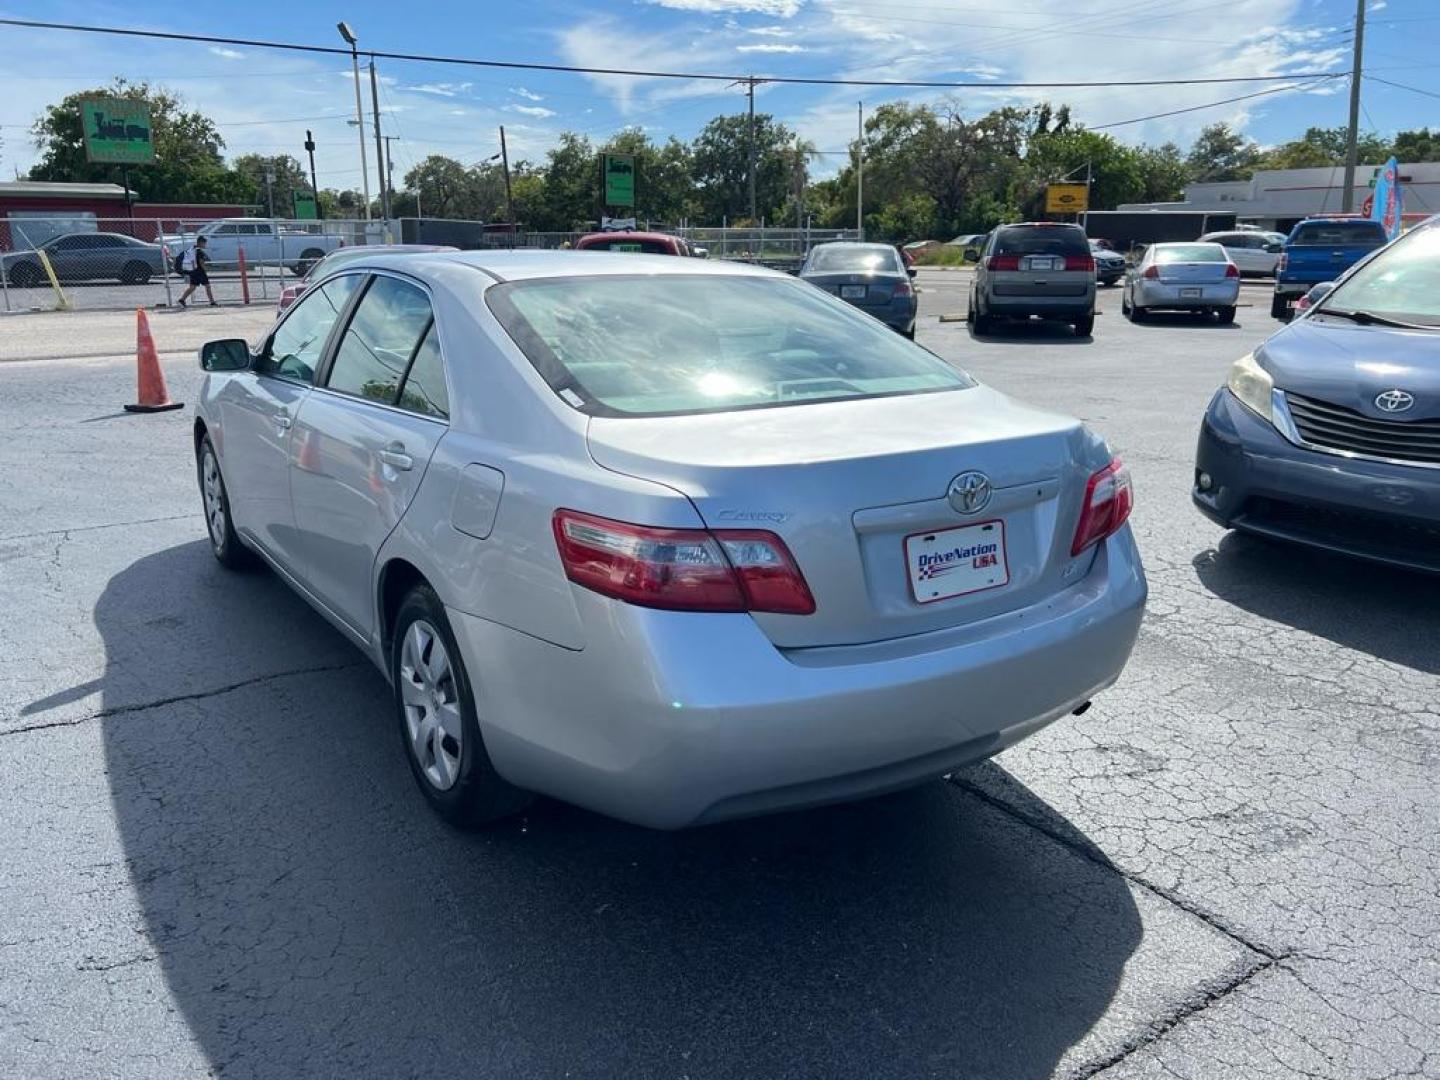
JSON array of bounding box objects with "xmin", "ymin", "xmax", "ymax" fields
[
  {"xmin": 800, "ymin": 241, "xmax": 917, "ymax": 337},
  {"xmin": 193, "ymin": 252, "xmax": 1146, "ymax": 829},
  {"xmin": 1122, "ymin": 242, "xmax": 1241, "ymax": 323},
  {"xmin": 0, "ymin": 231, "xmax": 168, "ymax": 287}
]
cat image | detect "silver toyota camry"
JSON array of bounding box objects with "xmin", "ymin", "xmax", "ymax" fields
[{"xmin": 193, "ymin": 251, "xmax": 1146, "ymax": 829}]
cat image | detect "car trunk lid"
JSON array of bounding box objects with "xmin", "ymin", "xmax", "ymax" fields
[
  {"xmin": 585, "ymin": 387, "xmax": 1102, "ymax": 649},
  {"xmin": 802, "ymin": 271, "xmax": 899, "ymax": 307}
]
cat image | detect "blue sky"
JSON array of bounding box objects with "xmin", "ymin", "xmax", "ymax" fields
[{"xmin": 1, "ymin": 0, "xmax": 1436, "ymax": 192}]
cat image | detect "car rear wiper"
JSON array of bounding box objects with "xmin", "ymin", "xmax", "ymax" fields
[{"xmin": 1316, "ymin": 307, "xmax": 1439, "ymax": 330}]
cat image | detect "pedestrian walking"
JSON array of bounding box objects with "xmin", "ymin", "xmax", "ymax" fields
[{"xmin": 177, "ymin": 236, "xmax": 217, "ymax": 308}]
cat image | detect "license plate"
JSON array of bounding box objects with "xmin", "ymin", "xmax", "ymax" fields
[
  {"xmin": 905, "ymin": 521, "xmax": 1009, "ymax": 604},
  {"xmin": 1181, "ymin": 287, "xmax": 1202, "ymax": 298},
  {"xmin": 1026, "ymin": 257, "xmax": 1056, "ymax": 271},
  {"xmin": 841, "ymin": 284, "xmax": 866, "ymax": 299}
]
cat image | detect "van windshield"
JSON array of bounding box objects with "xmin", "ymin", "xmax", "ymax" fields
[{"xmin": 487, "ymin": 274, "xmax": 973, "ymax": 417}]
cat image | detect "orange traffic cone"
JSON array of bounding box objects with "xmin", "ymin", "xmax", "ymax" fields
[{"xmin": 124, "ymin": 308, "xmax": 183, "ymax": 413}]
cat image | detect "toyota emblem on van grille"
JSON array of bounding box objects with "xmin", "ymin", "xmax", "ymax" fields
[
  {"xmin": 1374, "ymin": 389, "xmax": 1415, "ymax": 413},
  {"xmin": 948, "ymin": 471, "xmax": 992, "ymax": 514}
]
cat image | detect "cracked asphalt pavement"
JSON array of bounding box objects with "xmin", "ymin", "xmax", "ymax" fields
[{"xmin": 2, "ymin": 273, "xmax": 1437, "ymax": 1078}]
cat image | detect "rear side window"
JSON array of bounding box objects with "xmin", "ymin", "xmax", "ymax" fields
[
  {"xmin": 581, "ymin": 238, "xmax": 674, "ymax": 254},
  {"xmin": 396, "ymin": 325, "xmax": 449, "ymax": 419},
  {"xmin": 1155, "ymin": 244, "xmax": 1226, "ymax": 264},
  {"xmin": 326, "ymin": 276, "xmax": 434, "ymax": 405},
  {"xmin": 994, "ymin": 226, "xmax": 1088, "ymax": 257},
  {"xmin": 1291, "ymin": 222, "xmax": 1387, "ymax": 245}
]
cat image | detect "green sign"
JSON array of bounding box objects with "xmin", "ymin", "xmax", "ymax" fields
[
  {"xmin": 602, "ymin": 153, "xmax": 635, "ymax": 208},
  {"xmin": 293, "ymin": 192, "xmax": 318, "ymax": 220},
  {"xmin": 79, "ymin": 97, "xmax": 155, "ymax": 165}
]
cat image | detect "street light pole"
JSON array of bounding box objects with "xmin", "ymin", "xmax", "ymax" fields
[
  {"xmin": 1341, "ymin": 0, "xmax": 1367, "ymax": 213},
  {"xmin": 337, "ymin": 22, "xmax": 371, "ymax": 221},
  {"xmin": 368, "ymin": 59, "xmax": 391, "ymax": 221}
]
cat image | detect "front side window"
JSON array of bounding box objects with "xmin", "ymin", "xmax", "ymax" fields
[
  {"xmin": 327, "ymin": 276, "xmax": 435, "ymax": 405},
  {"xmin": 487, "ymin": 274, "xmax": 972, "ymax": 418},
  {"xmin": 257, "ymin": 275, "xmax": 362, "ymax": 384},
  {"xmin": 1318, "ymin": 224, "xmax": 1440, "ymax": 328}
]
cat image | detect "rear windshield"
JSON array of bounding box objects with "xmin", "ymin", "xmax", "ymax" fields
[
  {"xmin": 994, "ymin": 225, "xmax": 1088, "ymax": 256},
  {"xmin": 1291, "ymin": 221, "xmax": 1387, "ymax": 246},
  {"xmin": 486, "ymin": 274, "xmax": 972, "ymax": 417},
  {"xmin": 1154, "ymin": 244, "xmax": 1226, "ymax": 264},
  {"xmin": 806, "ymin": 246, "xmax": 902, "ymax": 274},
  {"xmin": 580, "ymin": 238, "xmax": 677, "ymax": 254},
  {"xmin": 1317, "ymin": 224, "xmax": 1440, "ymax": 328}
]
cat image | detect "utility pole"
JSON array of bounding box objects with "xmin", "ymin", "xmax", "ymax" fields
[
  {"xmin": 499, "ymin": 125, "xmax": 515, "ymax": 225},
  {"xmin": 336, "ymin": 23, "xmax": 371, "ymax": 220},
  {"xmin": 746, "ymin": 77, "xmax": 758, "ymax": 223},
  {"xmin": 382, "ymin": 135, "xmax": 399, "ymax": 213},
  {"xmin": 263, "ymin": 161, "xmax": 276, "ymax": 218},
  {"xmin": 1341, "ymin": 0, "xmax": 1366, "ymax": 212},
  {"xmin": 369, "ymin": 59, "xmax": 390, "ymax": 220},
  {"xmin": 856, "ymin": 102, "xmax": 864, "ymax": 239},
  {"xmin": 304, "ymin": 130, "xmax": 321, "ymax": 218}
]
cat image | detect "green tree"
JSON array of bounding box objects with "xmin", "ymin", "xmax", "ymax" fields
[
  {"xmin": 402, "ymin": 155, "xmax": 483, "ymax": 219},
  {"xmin": 231, "ymin": 154, "xmax": 312, "ymax": 218},
  {"xmin": 534, "ymin": 132, "xmax": 599, "ymax": 231},
  {"xmin": 28, "ymin": 79, "xmax": 248, "ymax": 204},
  {"xmin": 1019, "ymin": 127, "xmax": 1145, "ymax": 217},
  {"xmin": 691, "ymin": 112, "xmax": 797, "ymax": 224},
  {"xmin": 1259, "ymin": 125, "xmax": 1391, "ymax": 169},
  {"xmin": 1391, "ymin": 128, "xmax": 1440, "ymax": 162},
  {"xmin": 601, "ymin": 128, "xmax": 697, "ymax": 225},
  {"xmin": 1185, "ymin": 122, "xmax": 1261, "ymax": 181},
  {"xmin": 1135, "ymin": 142, "xmax": 1190, "ymax": 202}
]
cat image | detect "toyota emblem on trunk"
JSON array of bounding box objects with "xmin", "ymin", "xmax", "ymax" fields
[
  {"xmin": 1375, "ymin": 389, "xmax": 1415, "ymax": 413},
  {"xmin": 948, "ymin": 471, "xmax": 992, "ymax": 514}
]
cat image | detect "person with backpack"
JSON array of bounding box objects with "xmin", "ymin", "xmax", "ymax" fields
[{"xmin": 176, "ymin": 235, "xmax": 216, "ymax": 308}]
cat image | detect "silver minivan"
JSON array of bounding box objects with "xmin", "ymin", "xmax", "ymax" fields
[{"xmin": 970, "ymin": 223, "xmax": 1097, "ymax": 336}]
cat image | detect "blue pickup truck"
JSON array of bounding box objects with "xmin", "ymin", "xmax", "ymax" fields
[{"xmin": 1271, "ymin": 217, "xmax": 1388, "ymax": 320}]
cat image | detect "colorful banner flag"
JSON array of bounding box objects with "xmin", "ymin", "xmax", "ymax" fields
[{"xmin": 1371, "ymin": 156, "xmax": 1403, "ymax": 240}]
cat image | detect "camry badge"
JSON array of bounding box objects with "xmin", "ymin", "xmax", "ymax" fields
[
  {"xmin": 948, "ymin": 471, "xmax": 992, "ymax": 515},
  {"xmin": 1375, "ymin": 389, "xmax": 1415, "ymax": 413}
]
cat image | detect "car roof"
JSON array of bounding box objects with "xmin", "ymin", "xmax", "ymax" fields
[
  {"xmin": 325, "ymin": 244, "xmax": 457, "ymax": 255},
  {"xmin": 356, "ymin": 248, "xmax": 785, "ymax": 284}
]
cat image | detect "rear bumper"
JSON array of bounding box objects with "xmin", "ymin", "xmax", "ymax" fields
[
  {"xmin": 450, "ymin": 532, "xmax": 1146, "ymax": 828},
  {"xmin": 1134, "ymin": 279, "xmax": 1239, "ymax": 309},
  {"xmin": 987, "ymin": 292, "xmax": 1094, "ymax": 317},
  {"xmin": 1194, "ymin": 388, "xmax": 1440, "ymax": 573}
]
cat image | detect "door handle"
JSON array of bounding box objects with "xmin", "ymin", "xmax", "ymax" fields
[
  {"xmin": 379, "ymin": 445, "xmax": 413, "ymax": 472},
  {"xmin": 275, "ymin": 412, "xmax": 291, "ymax": 431}
]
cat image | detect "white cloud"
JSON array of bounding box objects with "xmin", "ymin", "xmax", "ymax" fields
[
  {"xmin": 744, "ymin": 25, "xmax": 794, "ymax": 37},
  {"xmin": 737, "ymin": 43, "xmax": 807, "ymax": 53},
  {"xmin": 643, "ymin": 0, "xmax": 803, "ymax": 14},
  {"xmin": 508, "ymin": 104, "xmax": 557, "ymax": 118},
  {"xmin": 510, "ymin": 87, "xmax": 545, "ymax": 101},
  {"xmin": 208, "ymin": 47, "xmax": 245, "ymax": 60},
  {"xmin": 408, "ymin": 82, "xmax": 473, "ymax": 98}
]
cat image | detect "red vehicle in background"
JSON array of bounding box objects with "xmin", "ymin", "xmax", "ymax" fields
[
  {"xmin": 276, "ymin": 244, "xmax": 458, "ymax": 311},
  {"xmin": 574, "ymin": 231, "xmax": 698, "ymax": 256}
]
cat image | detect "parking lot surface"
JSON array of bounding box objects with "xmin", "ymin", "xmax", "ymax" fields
[{"xmin": 2, "ymin": 270, "xmax": 1437, "ymax": 1078}]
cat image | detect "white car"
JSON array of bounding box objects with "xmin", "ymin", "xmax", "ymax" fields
[
  {"xmin": 193, "ymin": 251, "xmax": 1147, "ymax": 829},
  {"xmin": 1200, "ymin": 230, "xmax": 1285, "ymax": 277}
]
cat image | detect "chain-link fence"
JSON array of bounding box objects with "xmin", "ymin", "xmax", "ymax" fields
[{"xmin": 0, "ymin": 216, "xmax": 865, "ymax": 312}]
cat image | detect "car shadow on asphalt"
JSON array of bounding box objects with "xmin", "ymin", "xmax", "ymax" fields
[
  {"xmin": 967, "ymin": 320, "xmax": 1092, "ymax": 345},
  {"xmin": 93, "ymin": 541, "xmax": 1145, "ymax": 1079},
  {"xmin": 1193, "ymin": 532, "xmax": 1440, "ymax": 675},
  {"xmin": 1121, "ymin": 313, "xmax": 1244, "ymax": 330}
]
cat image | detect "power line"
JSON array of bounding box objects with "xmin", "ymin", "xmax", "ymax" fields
[
  {"xmin": 1089, "ymin": 76, "xmax": 1341, "ymax": 130},
  {"xmin": 1365, "ymin": 75, "xmax": 1440, "ymax": 103},
  {"xmin": 0, "ymin": 17, "xmax": 1345, "ymax": 90}
]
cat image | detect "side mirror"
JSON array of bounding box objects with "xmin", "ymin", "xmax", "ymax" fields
[
  {"xmin": 199, "ymin": 338, "xmax": 251, "ymax": 372},
  {"xmin": 1301, "ymin": 282, "xmax": 1336, "ymax": 311},
  {"xmin": 907, "ymin": 266, "xmax": 918, "ymax": 278}
]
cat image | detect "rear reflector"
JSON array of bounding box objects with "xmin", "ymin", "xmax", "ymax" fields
[
  {"xmin": 1070, "ymin": 460, "xmax": 1134, "ymax": 556},
  {"xmin": 553, "ymin": 510, "xmax": 815, "ymax": 615},
  {"xmin": 1065, "ymin": 254, "xmax": 1096, "ymax": 272},
  {"xmin": 986, "ymin": 254, "xmax": 1021, "ymax": 271},
  {"xmin": 1225, "ymin": 263, "xmax": 1240, "ymax": 278}
]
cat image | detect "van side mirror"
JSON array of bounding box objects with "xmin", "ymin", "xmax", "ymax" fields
[{"xmin": 199, "ymin": 338, "xmax": 251, "ymax": 372}]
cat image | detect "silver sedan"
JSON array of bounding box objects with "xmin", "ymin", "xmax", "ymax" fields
[
  {"xmin": 1122, "ymin": 242, "xmax": 1242, "ymax": 323},
  {"xmin": 193, "ymin": 251, "xmax": 1147, "ymax": 829}
]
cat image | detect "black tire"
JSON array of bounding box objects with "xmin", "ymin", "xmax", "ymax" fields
[
  {"xmin": 1072, "ymin": 314, "xmax": 1095, "ymax": 337},
  {"xmin": 391, "ymin": 584, "xmax": 533, "ymax": 828},
  {"xmin": 1128, "ymin": 299, "xmax": 1146, "ymax": 323},
  {"xmin": 196, "ymin": 435, "xmax": 258, "ymax": 571},
  {"xmin": 902, "ymin": 325, "xmax": 916, "ymax": 340},
  {"xmin": 970, "ymin": 290, "xmax": 994, "ymax": 334},
  {"xmin": 293, "ymin": 248, "xmax": 326, "ymax": 277},
  {"xmin": 1216, "ymin": 306, "xmax": 1236, "ymax": 325},
  {"xmin": 1270, "ymin": 293, "xmax": 1290, "ymax": 321},
  {"xmin": 119, "ymin": 260, "xmax": 152, "ymax": 285},
  {"xmin": 8, "ymin": 261, "xmax": 41, "ymax": 288}
]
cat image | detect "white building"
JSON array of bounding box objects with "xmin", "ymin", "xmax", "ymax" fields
[{"xmin": 1119, "ymin": 161, "xmax": 1440, "ymax": 232}]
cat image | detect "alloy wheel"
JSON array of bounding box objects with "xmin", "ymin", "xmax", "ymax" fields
[
  {"xmin": 399, "ymin": 620, "xmax": 464, "ymax": 791},
  {"xmin": 201, "ymin": 448, "xmax": 226, "ymax": 550}
]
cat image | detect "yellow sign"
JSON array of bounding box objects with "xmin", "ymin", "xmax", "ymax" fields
[{"xmin": 1045, "ymin": 183, "xmax": 1089, "ymax": 214}]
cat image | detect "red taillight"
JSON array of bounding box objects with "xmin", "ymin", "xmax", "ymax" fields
[
  {"xmin": 1142, "ymin": 265, "xmax": 1160, "ymax": 280},
  {"xmin": 1065, "ymin": 254, "xmax": 1095, "ymax": 272},
  {"xmin": 1070, "ymin": 460, "xmax": 1134, "ymax": 556},
  {"xmin": 986, "ymin": 254, "xmax": 1021, "ymax": 271},
  {"xmin": 552, "ymin": 510, "xmax": 815, "ymax": 615},
  {"xmin": 1224, "ymin": 262, "xmax": 1240, "ymax": 278},
  {"xmin": 893, "ymin": 280, "xmax": 913, "ymax": 298}
]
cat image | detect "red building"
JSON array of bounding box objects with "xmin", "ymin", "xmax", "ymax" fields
[{"xmin": 0, "ymin": 181, "xmax": 252, "ymax": 248}]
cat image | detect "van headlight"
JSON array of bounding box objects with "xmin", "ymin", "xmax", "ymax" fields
[{"xmin": 1226, "ymin": 351, "xmax": 1274, "ymax": 421}]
